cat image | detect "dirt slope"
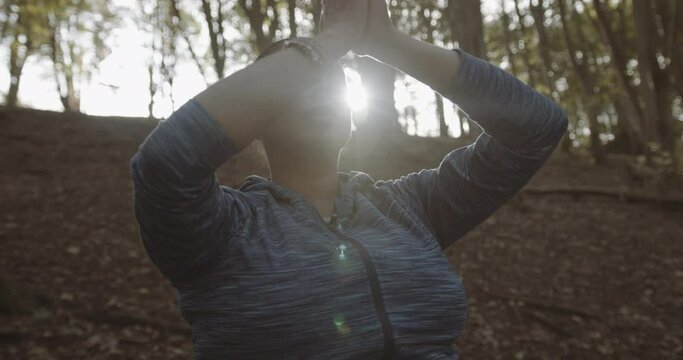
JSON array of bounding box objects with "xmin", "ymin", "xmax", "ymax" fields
[{"xmin": 1, "ymin": 107, "xmax": 682, "ymax": 359}]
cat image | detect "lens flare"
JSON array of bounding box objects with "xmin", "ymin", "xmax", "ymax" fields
[{"xmin": 343, "ymin": 68, "xmax": 367, "ymax": 111}]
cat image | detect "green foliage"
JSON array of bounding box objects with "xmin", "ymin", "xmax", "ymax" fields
[
  {"xmin": 1, "ymin": 0, "xmax": 680, "ymax": 161},
  {"xmin": 0, "ymin": 0, "xmax": 120, "ymax": 110}
]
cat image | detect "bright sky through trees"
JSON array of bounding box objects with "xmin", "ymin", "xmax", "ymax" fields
[{"xmin": 0, "ymin": 0, "xmax": 501, "ymax": 136}]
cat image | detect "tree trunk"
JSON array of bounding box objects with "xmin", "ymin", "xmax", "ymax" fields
[
  {"xmin": 558, "ymin": 0, "xmax": 604, "ymax": 161},
  {"xmin": 513, "ymin": 0, "xmax": 537, "ymax": 88},
  {"xmin": 6, "ymin": 37, "xmax": 27, "ymax": 108},
  {"xmin": 287, "ymin": 0, "xmax": 297, "ymax": 37},
  {"xmin": 500, "ymin": 0, "xmax": 518, "ymax": 76},
  {"xmin": 650, "ymin": 0, "xmax": 679, "ymax": 152},
  {"xmin": 613, "ymin": 94, "xmax": 644, "ymax": 154},
  {"xmin": 435, "ymin": 93, "xmax": 448, "ymax": 137},
  {"xmin": 62, "ymin": 68, "xmax": 80, "ymax": 113},
  {"xmin": 671, "ymin": 0, "xmax": 683, "ymax": 96},
  {"xmin": 654, "ymin": 82, "xmax": 675, "ymax": 152},
  {"xmin": 49, "ymin": 28, "xmax": 79, "ymax": 113},
  {"xmin": 417, "ymin": 5, "xmax": 449, "ymax": 138},
  {"xmin": 312, "ymin": 0, "xmax": 322, "ymax": 34},
  {"xmin": 266, "ymin": 0, "xmax": 280, "ymax": 46},
  {"xmin": 201, "ymin": 0, "xmax": 226, "ymax": 78},
  {"xmin": 169, "ymin": 0, "xmax": 208, "ymax": 85},
  {"xmin": 65, "ymin": 42, "xmax": 81, "ymax": 112},
  {"xmin": 654, "ymin": 0, "xmax": 673, "ymax": 54},
  {"xmin": 586, "ymin": 103, "xmax": 606, "ymax": 163},
  {"xmin": 632, "ymin": 0, "xmax": 664, "ymax": 145},
  {"xmin": 447, "ymin": 0, "xmax": 487, "ymax": 59},
  {"xmin": 529, "ymin": 0, "xmax": 556, "ymax": 97},
  {"xmin": 560, "ymin": 120, "xmax": 573, "ymax": 153},
  {"xmin": 147, "ymin": 63, "xmax": 155, "ymax": 119},
  {"xmin": 590, "ymin": 0, "xmax": 645, "ymax": 136},
  {"xmin": 238, "ymin": 0, "xmax": 279, "ymax": 53}
]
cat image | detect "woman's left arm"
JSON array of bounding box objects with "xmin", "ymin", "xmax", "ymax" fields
[{"xmin": 361, "ymin": 1, "xmax": 568, "ymax": 249}]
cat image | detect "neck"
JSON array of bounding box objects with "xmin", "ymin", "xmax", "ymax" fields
[{"xmin": 268, "ymin": 148, "xmax": 341, "ymax": 218}]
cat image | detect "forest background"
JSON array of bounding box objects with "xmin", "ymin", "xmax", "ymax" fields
[{"xmin": 1, "ymin": 0, "xmax": 683, "ymax": 358}]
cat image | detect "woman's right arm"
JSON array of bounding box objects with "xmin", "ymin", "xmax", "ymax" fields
[
  {"xmin": 193, "ymin": 30, "xmax": 353, "ymax": 150},
  {"xmin": 131, "ymin": 0, "xmax": 368, "ymax": 282},
  {"xmin": 194, "ymin": 0, "xmax": 369, "ymax": 149}
]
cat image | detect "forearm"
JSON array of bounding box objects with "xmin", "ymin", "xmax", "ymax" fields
[
  {"xmin": 371, "ymin": 31, "xmax": 566, "ymax": 150},
  {"xmin": 372, "ymin": 35, "xmax": 567, "ymax": 249},
  {"xmin": 368, "ymin": 31, "xmax": 463, "ymax": 96},
  {"xmin": 194, "ymin": 32, "xmax": 347, "ymax": 151}
]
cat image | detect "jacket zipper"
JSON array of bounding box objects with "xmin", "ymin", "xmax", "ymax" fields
[{"xmin": 320, "ymin": 213, "xmax": 396, "ymax": 359}]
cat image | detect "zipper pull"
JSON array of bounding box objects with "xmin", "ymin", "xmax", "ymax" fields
[{"xmin": 328, "ymin": 203, "xmax": 344, "ymax": 231}]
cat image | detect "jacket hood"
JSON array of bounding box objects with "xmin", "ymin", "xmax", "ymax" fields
[{"xmin": 238, "ymin": 171, "xmax": 376, "ymax": 225}]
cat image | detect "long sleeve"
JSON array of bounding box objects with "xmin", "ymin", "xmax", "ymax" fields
[
  {"xmin": 130, "ymin": 98, "xmax": 248, "ymax": 281},
  {"xmin": 376, "ymin": 49, "xmax": 568, "ymax": 249}
]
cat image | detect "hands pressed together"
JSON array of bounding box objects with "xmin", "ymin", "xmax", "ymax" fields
[{"xmin": 318, "ymin": 0, "xmax": 398, "ymax": 59}]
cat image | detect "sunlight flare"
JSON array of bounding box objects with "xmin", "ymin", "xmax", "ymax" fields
[{"xmin": 343, "ymin": 68, "xmax": 367, "ymax": 112}]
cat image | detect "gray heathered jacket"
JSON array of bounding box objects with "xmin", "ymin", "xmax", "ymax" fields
[{"xmin": 130, "ymin": 49, "xmax": 568, "ymax": 359}]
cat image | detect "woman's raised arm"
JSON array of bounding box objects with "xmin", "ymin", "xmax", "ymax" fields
[
  {"xmin": 360, "ymin": 0, "xmax": 568, "ymax": 249},
  {"xmin": 130, "ymin": 0, "xmax": 368, "ymax": 281}
]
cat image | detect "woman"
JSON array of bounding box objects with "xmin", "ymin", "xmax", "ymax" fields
[{"xmin": 130, "ymin": 0, "xmax": 567, "ymax": 358}]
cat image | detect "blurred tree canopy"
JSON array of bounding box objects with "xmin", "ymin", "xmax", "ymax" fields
[
  {"xmin": 1, "ymin": 0, "xmax": 681, "ymax": 164},
  {"xmin": 0, "ymin": 0, "xmax": 119, "ymax": 112}
]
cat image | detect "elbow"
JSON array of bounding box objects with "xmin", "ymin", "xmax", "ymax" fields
[
  {"xmin": 517, "ymin": 102, "xmax": 567, "ymax": 156},
  {"xmin": 539, "ymin": 102, "xmax": 568, "ymax": 150},
  {"xmin": 129, "ymin": 147, "xmax": 166, "ymax": 188},
  {"xmin": 129, "ymin": 151, "xmax": 143, "ymax": 178},
  {"xmin": 129, "ymin": 150, "xmax": 148, "ymax": 190},
  {"xmin": 130, "ymin": 149, "xmax": 142, "ymax": 167}
]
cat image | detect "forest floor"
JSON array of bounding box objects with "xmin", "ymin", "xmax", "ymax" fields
[{"xmin": 1, "ymin": 106, "xmax": 682, "ymax": 359}]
